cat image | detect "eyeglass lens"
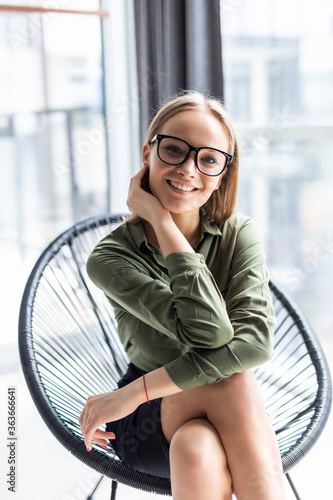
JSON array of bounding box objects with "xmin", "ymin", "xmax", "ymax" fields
[{"xmin": 158, "ymin": 136, "xmax": 226, "ymax": 175}]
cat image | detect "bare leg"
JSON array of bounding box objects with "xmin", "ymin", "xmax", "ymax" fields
[
  {"xmin": 169, "ymin": 418, "xmax": 232, "ymax": 500},
  {"xmin": 161, "ymin": 370, "xmax": 286, "ymax": 500}
]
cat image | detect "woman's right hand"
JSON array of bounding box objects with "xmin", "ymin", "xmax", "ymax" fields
[
  {"xmin": 126, "ymin": 165, "xmax": 171, "ymax": 225},
  {"xmin": 79, "ymin": 367, "xmax": 182, "ymax": 452},
  {"xmin": 79, "ymin": 384, "xmax": 143, "ymax": 452}
]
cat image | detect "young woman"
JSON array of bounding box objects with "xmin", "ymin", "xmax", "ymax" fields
[{"xmin": 79, "ymin": 91, "xmax": 286, "ymax": 499}]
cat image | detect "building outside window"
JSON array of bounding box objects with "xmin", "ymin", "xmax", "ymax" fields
[
  {"xmin": 0, "ymin": 2, "xmax": 108, "ymax": 248},
  {"xmin": 0, "ymin": 1, "xmax": 138, "ymax": 356},
  {"xmin": 222, "ymin": 0, "xmax": 333, "ymax": 446},
  {"xmin": 0, "ymin": 3, "xmax": 110, "ymax": 356}
]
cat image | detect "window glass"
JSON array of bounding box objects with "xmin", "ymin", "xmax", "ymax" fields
[
  {"xmin": 222, "ymin": 0, "xmax": 333, "ymax": 354},
  {"xmin": 227, "ymin": 62, "xmax": 252, "ymax": 122},
  {"xmin": 0, "ymin": 7, "xmax": 108, "ymax": 347}
]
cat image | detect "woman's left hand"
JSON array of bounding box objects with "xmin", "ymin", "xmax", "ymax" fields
[
  {"xmin": 126, "ymin": 165, "xmax": 170, "ymax": 225},
  {"xmin": 79, "ymin": 385, "xmax": 141, "ymax": 451}
]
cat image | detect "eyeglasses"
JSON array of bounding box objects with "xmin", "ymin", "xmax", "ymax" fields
[{"xmin": 149, "ymin": 134, "xmax": 232, "ymax": 177}]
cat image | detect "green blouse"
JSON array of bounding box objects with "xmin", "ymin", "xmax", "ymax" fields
[{"xmin": 86, "ymin": 212, "xmax": 276, "ymax": 391}]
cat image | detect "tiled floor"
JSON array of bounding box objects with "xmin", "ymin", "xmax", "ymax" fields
[{"xmin": 0, "ymin": 348, "xmax": 332, "ymax": 500}]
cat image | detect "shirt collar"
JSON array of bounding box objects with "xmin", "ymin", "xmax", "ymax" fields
[
  {"xmin": 200, "ymin": 217, "xmax": 223, "ymax": 237},
  {"xmin": 126, "ymin": 212, "xmax": 223, "ymax": 253},
  {"xmin": 126, "ymin": 219, "xmax": 148, "ymax": 251}
]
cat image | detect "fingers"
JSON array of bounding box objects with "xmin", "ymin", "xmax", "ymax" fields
[
  {"xmin": 136, "ymin": 163, "xmax": 149, "ymax": 177},
  {"xmin": 90, "ymin": 430, "xmax": 116, "ymax": 450},
  {"xmin": 130, "ymin": 164, "xmax": 148, "ymax": 186},
  {"xmin": 79, "ymin": 404, "xmax": 107, "ymax": 451},
  {"xmin": 80, "ymin": 422, "xmax": 116, "ymax": 452},
  {"xmin": 79, "ymin": 399, "xmax": 115, "ymax": 452},
  {"xmin": 129, "ymin": 165, "xmax": 149, "ymax": 194},
  {"xmin": 127, "ymin": 166, "xmax": 153, "ymax": 215},
  {"xmin": 79, "ymin": 408, "xmax": 95, "ymax": 451},
  {"xmin": 93, "ymin": 429, "xmax": 115, "ymax": 438}
]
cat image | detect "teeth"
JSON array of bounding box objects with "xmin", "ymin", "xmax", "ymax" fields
[{"xmin": 169, "ymin": 180, "xmax": 195, "ymax": 192}]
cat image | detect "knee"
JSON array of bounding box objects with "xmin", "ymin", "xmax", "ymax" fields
[{"xmin": 170, "ymin": 419, "xmax": 225, "ymax": 472}]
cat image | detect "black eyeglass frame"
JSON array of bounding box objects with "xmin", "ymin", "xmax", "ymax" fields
[{"xmin": 149, "ymin": 134, "xmax": 233, "ymax": 177}]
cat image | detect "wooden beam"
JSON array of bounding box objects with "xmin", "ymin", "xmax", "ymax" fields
[{"xmin": 0, "ymin": 5, "xmax": 109, "ymax": 17}]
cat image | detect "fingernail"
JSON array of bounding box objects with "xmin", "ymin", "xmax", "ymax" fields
[
  {"xmin": 86, "ymin": 447, "xmax": 91, "ymax": 452},
  {"xmin": 102, "ymin": 444, "xmax": 108, "ymax": 449}
]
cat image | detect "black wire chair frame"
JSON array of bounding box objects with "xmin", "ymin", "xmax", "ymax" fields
[{"xmin": 19, "ymin": 213, "xmax": 332, "ymax": 500}]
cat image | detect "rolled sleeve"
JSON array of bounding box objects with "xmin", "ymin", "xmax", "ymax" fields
[{"xmin": 164, "ymin": 252, "xmax": 206, "ymax": 273}]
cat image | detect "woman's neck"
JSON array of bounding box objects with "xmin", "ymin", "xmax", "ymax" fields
[{"xmin": 143, "ymin": 212, "xmax": 201, "ymax": 249}]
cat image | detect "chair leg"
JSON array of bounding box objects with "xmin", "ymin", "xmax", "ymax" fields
[
  {"xmin": 110, "ymin": 480, "xmax": 118, "ymax": 500},
  {"xmin": 286, "ymin": 473, "xmax": 302, "ymax": 500},
  {"xmin": 86, "ymin": 475, "xmax": 104, "ymax": 499}
]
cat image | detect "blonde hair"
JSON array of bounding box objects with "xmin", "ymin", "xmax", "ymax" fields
[{"xmin": 128, "ymin": 90, "xmax": 239, "ymax": 225}]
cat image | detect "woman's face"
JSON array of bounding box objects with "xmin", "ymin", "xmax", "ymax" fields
[{"xmin": 143, "ymin": 109, "xmax": 230, "ymax": 218}]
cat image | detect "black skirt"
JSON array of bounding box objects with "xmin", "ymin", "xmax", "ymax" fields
[{"xmin": 106, "ymin": 363, "xmax": 171, "ymax": 479}]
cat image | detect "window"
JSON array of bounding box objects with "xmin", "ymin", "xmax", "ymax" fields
[
  {"xmin": 227, "ymin": 62, "xmax": 252, "ymax": 122},
  {"xmin": 222, "ymin": 0, "xmax": 333, "ymax": 357},
  {"xmin": 0, "ymin": 5, "xmax": 108, "ymax": 246},
  {"xmin": 268, "ymin": 56, "xmax": 299, "ymax": 119},
  {"xmin": 1, "ymin": 1, "xmax": 138, "ymax": 354}
]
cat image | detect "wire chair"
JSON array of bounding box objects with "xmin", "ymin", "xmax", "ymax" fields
[{"xmin": 19, "ymin": 213, "xmax": 332, "ymax": 500}]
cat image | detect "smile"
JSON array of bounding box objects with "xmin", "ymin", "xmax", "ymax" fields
[{"xmin": 167, "ymin": 180, "xmax": 198, "ymax": 192}]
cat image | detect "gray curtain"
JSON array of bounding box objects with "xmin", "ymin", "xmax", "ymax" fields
[{"xmin": 134, "ymin": 0, "xmax": 224, "ymax": 143}]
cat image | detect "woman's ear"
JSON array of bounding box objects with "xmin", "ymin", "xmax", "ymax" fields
[{"xmin": 142, "ymin": 143, "xmax": 150, "ymax": 167}]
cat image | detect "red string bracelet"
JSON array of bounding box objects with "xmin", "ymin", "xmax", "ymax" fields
[{"xmin": 142, "ymin": 374, "xmax": 150, "ymax": 404}]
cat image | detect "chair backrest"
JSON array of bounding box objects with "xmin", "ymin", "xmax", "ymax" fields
[{"xmin": 19, "ymin": 214, "xmax": 332, "ymax": 495}]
